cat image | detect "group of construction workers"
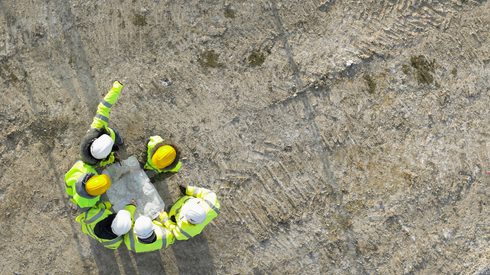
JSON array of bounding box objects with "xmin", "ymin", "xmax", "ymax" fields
[{"xmin": 64, "ymin": 81, "xmax": 220, "ymax": 253}]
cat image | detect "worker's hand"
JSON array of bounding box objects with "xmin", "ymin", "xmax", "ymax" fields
[
  {"xmin": 159, "ymin": 211, "xmax": 169, "ymax": 223},
  {"xmin": 130, "ymin": 198, "xmax": 137, "ymax": 206},
  {"xmin": 99, "ymin": 201, "xmax": 112, "ymax": 209},
  {"xmin": 178, "ymin": 182, "xmax": 187, "ymax": 195}
]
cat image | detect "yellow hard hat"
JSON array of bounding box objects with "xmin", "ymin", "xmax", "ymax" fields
[
  {"xmin": 152, "ymin": 145, "xmax": 177, "ymax": 169},
  {"xmin": 85, "ymin": 174, "xmax": 111, "ymax": 196}
]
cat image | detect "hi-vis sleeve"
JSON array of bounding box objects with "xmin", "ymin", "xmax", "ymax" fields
[{"xmin": 90, "ymin": 81, "xmax": 123, "ymax": 129}]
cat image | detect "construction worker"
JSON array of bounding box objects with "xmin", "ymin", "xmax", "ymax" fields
[
  {"xmin": 64, "ymin": 161, "xmax": 111, "ymax": 210},
  {"xmin": 76, "ymin": 201, "xmax": 136, "ymax": 249},
  {"xmin": 124, "ymin": 216, "xmax": 175, "ymax": 253},
  {"xmin": 158, "ymin": 184, "xmax": 220, "ymax": 241},
  {"xmin": 144, "ymin": 136, "xmax": 182, "ymax": 174},
  {"xmin": 80, "ymin": 81, "xmax": 124, "ymax": 168}
]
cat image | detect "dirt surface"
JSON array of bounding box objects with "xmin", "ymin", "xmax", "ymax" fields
[{"xmin": 0, "ymin": 0, "xmax": 489, "ymax": 274}]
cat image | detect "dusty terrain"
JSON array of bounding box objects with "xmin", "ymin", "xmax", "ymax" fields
[{"xmin": 0, "ymin": 0, "xmax": 489, "ymax": 274}]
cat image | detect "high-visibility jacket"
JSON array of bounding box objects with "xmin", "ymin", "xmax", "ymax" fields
[
  {"xmin": 161, "ymin": 186, "xmax": 220, "ymax": 241},
  {"xmin": 76, "ymin": 203, "xmax": 136, "ymax": 250},
  {"xmin": 124, "ymin": 221, "xmax": 175, "ymax": 253},
  {"xmin": 80, "ymin": 81, "xmax": 123, "ymax": 168},
  {"xmin": 64, "ymin": 161, "xmax": 101, "ymax": 210},
  {"xmin": 144, "ymin": 135, "xmax": 182, "ymax": 173}
]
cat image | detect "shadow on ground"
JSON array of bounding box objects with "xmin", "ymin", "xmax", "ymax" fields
[{"xmin": 172, "ymin": 234, "xmax": 216, "ymax": 275}]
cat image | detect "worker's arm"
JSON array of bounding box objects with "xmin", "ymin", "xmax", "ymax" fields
[
  {"xmin": 162, "ymin": 228, "xmax": 176, "ymax": 248},
  {"xmin": 158, "ymin": 211, "xmax": 173, "ymax": 228},
  {"xmin": 124, "ymin": 203, "xmax": 137, "ymax": 221},
  {"xmin": 90, "ymin": 81, "xmax": 123, "ymax": 129},
  {"xmin": 153, "ymin": 220, "xmax": 177, "ymax": 247},
  {"xmin": 65, "ymin": 161, "xmax": 88, "ymax": 193},
  {"xmin": 95, "ymin": 201, "xmax": 112, "ymax": 210},
  {"xmin": 64, "ymin": 170, "xmax": 80, "ymax": 189},
  {"xmin": 185, "ymin": 186, "xmax": 214, "ymax": 198},
  {"xmin": 185, "ymin": 186, "xmax": 220, "ymax": 214},
  {"xmin": 165, "ymin": 223, "xmax": 191, "ymax": 241},
  {"xmin": 64, "ymin": 171, "xmax": 82, "ymax": 197},
  {"xmin": 157, "ymin": 211, "xmax": 190, "ymax": 240}
]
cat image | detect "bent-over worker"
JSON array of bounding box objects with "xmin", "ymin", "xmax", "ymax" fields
[
  {"xmin": 76, "ymin": 201, "xmax": 136, "ymax": 249},
  {"xmin": 159, "ymin": 184, "xmax": 220, "ymax": 241},
  {"xmin": 64, "ymin": 161, "xmax": 111, "ymax": 209}
]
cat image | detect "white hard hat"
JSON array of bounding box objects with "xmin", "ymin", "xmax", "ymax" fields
[
  {"xmin": 181, "ymin": 198, "xmax": 206, "ymax": 224},
  {"xmin": 134, "ymin": 216, "xmax": 154, "ymax": 239},
  {"xmin": 90, "ymin": 134, "xmax": 114, "ymax": 160},
  {"xmin": 111, "ymin": 210, "xmax": 132, "ymax": 236}
]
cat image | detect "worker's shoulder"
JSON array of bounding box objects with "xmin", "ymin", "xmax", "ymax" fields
[
  {"xmin": 67, "ymin": 160, "xmax": 97, "ymax": 175},
  {"xmin": 83, "ymin": 126, "xmax": 111, "ymax": 140},
  {"xmin": 199, "ymin": 187, "xmax": 219, "ymax": 198}
]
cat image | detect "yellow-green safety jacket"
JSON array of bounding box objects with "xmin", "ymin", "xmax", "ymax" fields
[
  {"xmin": 144, "ymin": 135, "xmax": 182, "ymax": 173},
  {"xmin": 80, "ymin": 81, "xmax": 123, "ymax": 168},
  {"xmin": 64, "ymin": 161, "xmax": 101, "ymax": 210},
  {"xmin": 76, "ymin": 202, "xmax": 136, "ymax": 249},
  {"xmin": 161, "ymin": 186, "xmax": 220, "ymax": 241},
  {"xmin": 124, "ymin": 220, "xmax": 175, "ymax": 253}
]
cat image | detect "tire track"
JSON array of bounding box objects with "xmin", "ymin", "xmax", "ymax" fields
[
  {"xmin": 269, "ymin": 1, "xmax": 369, "ymax": 273},
  {"xmin": 0, "ymin": 5, "xmax": 39, "ymax": 116},
  {"xmin": 0, "ymin": 2, "xmax": 87, "ymax": 117},
  {"xmin": 55, "ymin": 2, "xmax": 99, "ymax": 110},
  {"xmin": 280, "ymin": 0, "xmax": 487, "ymax": 85},
  {"xmin": 206, "ymin": 72, "xmax": 366, "ymax": 273},
  {"xmin": 353, "ymin": 0, "xmax": 483, "ymax": 59},
  {"xmin": 0, "ymin": 117, "xmax": 95, "ymax": 272},
  {"xmin": 269, "ymin": 0, "xmax": 303, "ymax": 89}
]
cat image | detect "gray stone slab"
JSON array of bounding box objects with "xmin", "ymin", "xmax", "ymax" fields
[{"xmin": 103, "ymin": 156, "xmax": 164, "ymax": 219}]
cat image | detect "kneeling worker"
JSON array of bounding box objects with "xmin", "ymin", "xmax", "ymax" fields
[
  {"xmin": 76, "ymin": 201, "xmax": 136, "ymax": 249},
  {"xmin": 80, "ymin": 81, "xmax": 124, "ymax": 168},
  {"xmin": 159, "ymin": 184, "xmax": 220, "ymax": 241},
  {"xmin": 144, "ymin": 135, "xmax": 182, "ymax": 174},
  {"xmin": 124, "ymin": 216, "xmax": 175, "ymax": 253},
  {"xmin": 64, "ymin": 161, "xmax": 111, "ymax": 209}
]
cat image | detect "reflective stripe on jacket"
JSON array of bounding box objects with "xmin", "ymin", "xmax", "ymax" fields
[{"xmin": 90, "ymin": 81, "xmax": 123, "ymax": 130}]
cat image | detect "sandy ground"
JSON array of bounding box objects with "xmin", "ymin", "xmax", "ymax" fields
[{"xmin": 0, "ymin": 0, "xmax": 489, "ymax": 274}]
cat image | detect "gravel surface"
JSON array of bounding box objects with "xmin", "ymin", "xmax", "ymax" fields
[{"xmin": 0, "ymin": 0, "xmax": 488, "ymax": 274}]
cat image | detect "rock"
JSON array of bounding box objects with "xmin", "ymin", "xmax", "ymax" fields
[{"xmin": 103, "ymin": 156, "xmax": 165, "ymax": 219}]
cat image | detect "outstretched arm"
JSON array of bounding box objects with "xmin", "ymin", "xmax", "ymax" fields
[
  {"xmin": 124, "ymin": 203, "xmax": 137, "ymax": 221},
  {"xmin": 90, "ymin": 81, "xmax": 124, "ymax": 129}
]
